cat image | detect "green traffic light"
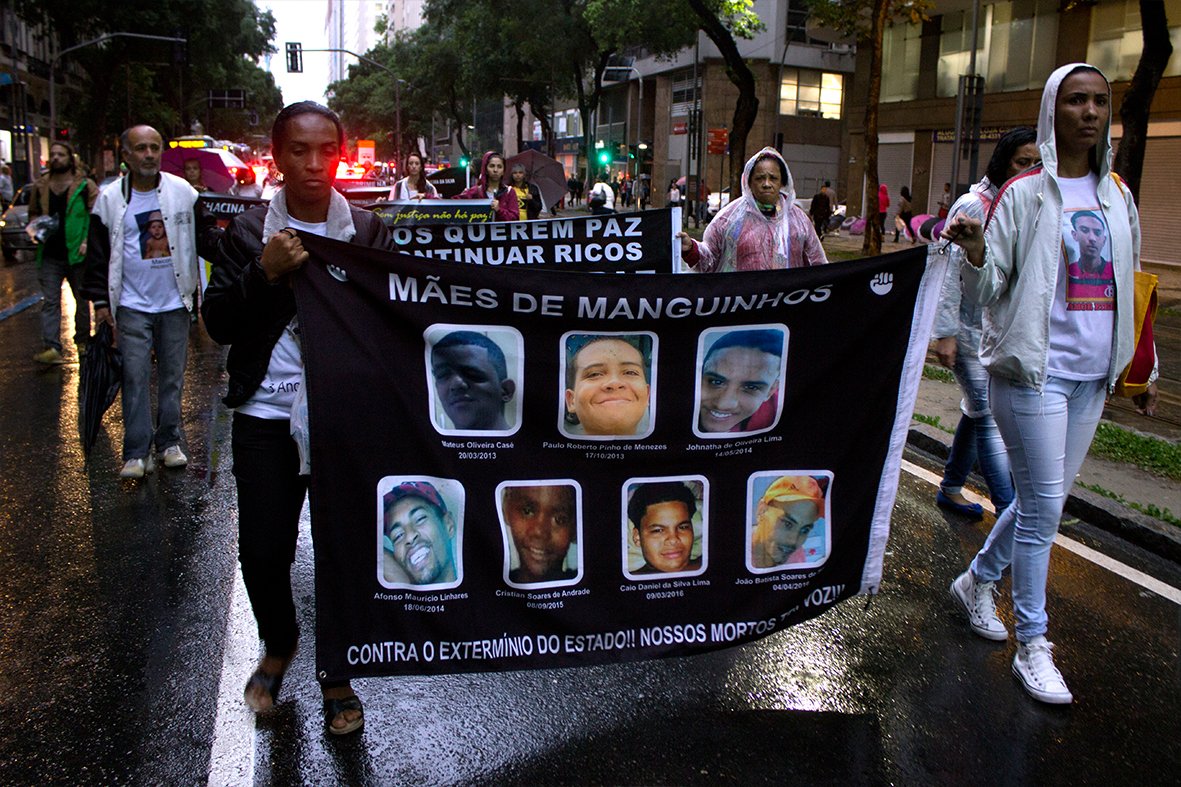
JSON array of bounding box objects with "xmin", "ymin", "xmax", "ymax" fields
[{"xmin": 599, "ymin": 152, "xmax": 610, "ymax": 163}]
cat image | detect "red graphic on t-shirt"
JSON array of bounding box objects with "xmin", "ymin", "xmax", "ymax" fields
[{"xmin": 1065, "ymin": 210, "xmax": 1114, "ymax": 311}]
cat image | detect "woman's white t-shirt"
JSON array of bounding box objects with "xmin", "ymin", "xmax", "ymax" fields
[
  {"xmin": 1046, "ymin": 172, "xmax": 1115, "ymax": 381},
  {"xmin": 236, "ymin": 217, "xmax": 328, "ymax": 419}
]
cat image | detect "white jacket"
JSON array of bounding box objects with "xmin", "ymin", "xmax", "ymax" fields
[
  {"xmin": 90, "ymin": 172, "xmax": 202, "ymax": 314},
  {"xmin": 960, "ymin": 63, "xmax": 1142, "ymax": 392}
]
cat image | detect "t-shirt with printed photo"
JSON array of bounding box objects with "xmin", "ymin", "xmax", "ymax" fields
[
  {"xmin": 1047, "ymin": 173, "xmax": 1115, "ymax": 381},
  {"xmin": 120, "ymin": 189, "xmax": 184, "ymax": 313}
]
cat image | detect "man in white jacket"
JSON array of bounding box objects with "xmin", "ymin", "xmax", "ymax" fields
[{"xmin": 84, "ymin": 125, "xmax": 220, "ymax": 478}]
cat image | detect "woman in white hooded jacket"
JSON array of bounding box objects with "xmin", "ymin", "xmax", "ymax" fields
[{"xmin": 944, "ymin": 63, "xmax": 1158, "ymax": 706}]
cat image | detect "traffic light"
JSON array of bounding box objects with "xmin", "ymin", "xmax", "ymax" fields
[
  {"xmin": 285, "ymin": 42, "xmax": 303, "ymax": 73},
  {"xmin": 55, "ymin": 127, "xmax": 69, "ymax": 140},
  {"xmin": 599, "ymin": 150, "xmax": 610, "ymax": 165},
  {"xmin": 459, "ymin": 156, "xmax": 469, "ymax": 168}
]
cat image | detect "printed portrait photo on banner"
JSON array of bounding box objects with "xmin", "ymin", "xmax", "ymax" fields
[
  {"xmin": 376, "ymin": 476, "xmax": 465, "ymax": 590},
  {"xmin": 622, "ymin": 476, "xmax": 709, "ymax": 580},
  {"xmin": 746, "ymin": 471, "xmax": 833, "ymax": 573},
  {"xmin": 424, "ymin": 324, "xmax": 524, "ymax": 436},
  {"xmin": 560, "ymin": 332, "xmax": 657, "ymax": 440},
  {"xmin": 693, "ymin": 324, "xmax": 788, "ymax": 438},
  {"xmin": 496, "ymin": 480, "xmax": 584, "ymax": 589}
]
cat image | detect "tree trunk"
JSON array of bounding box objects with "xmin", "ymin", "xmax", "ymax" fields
[
  {"xmin": 514, "ymin": 97, "xmax": 526, "ymax": 153},
  {"xmin": 861, "ymin": 0, "xmax": 890, "ymax": 256},
  {"xmin": 687, "ymin": 0, "xmax": 758, "ymax": 198},
  {"xmin": 1113, "ymin": 0, "xmax": 1173, "ymax": 204}
]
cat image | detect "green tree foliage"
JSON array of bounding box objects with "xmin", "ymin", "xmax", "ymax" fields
[
  {"xmin": 807, "ymin": 0, "xmax": 928, "ymax": 255},
  {"xmin": 17, "ymin": 0, "xmax": 280, "ymax": 168}
]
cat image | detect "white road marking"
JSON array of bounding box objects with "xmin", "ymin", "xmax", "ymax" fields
[
  {"xmin": 207, "ymin": 567, "xmax": 257, "ymax": 786},
  {"xmin": 902, "ymin": 459, "xmax": 1181, "ymax": 606}
]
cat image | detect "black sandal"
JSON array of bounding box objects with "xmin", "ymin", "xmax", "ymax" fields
[
  {"xmin": 324, "ymin": 695, "xmax": 364, "ymax": 736},
  {"xmin": 244, "ymin": 651, "xmax": 295, "ymax": 712}
]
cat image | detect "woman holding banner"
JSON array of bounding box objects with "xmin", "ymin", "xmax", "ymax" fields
[
  {"xmin": 203, "ymin": 101, "xmax": 392, "ymax": 736},
  {"xmin": 455, "ymin": 151, "xmax": 519, "ymax": 221},
  {"xmin": 944, "ymin": 64, "xmax": 1157, "ymax": 705},
  {"xmin": 677, "ymin": 148, "xmax": 826, "ymax": 272},
  {"xmin": 388, "ymin": 151, "xmax": 438, "ymax": 201}
]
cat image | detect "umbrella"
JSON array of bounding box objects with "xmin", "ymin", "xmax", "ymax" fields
[
  {"xmin": 162, "ymin": 147, "xmax": 246, "ymax": 194},
  {"xmin": 79, "ymin": 321, "xmax": 122, "ymax": 457},
  {"xmin": 504, "ymin": 149, "xmax": 568, "ymax": 210},
  {"xmin": 675, "ymin": 176, "xmax": 711, "ymax": 198}
]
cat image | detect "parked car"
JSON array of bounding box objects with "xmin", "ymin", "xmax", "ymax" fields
[{"xmin": 0, "ymin": 184, "xmax": 35, "ymax": 260}]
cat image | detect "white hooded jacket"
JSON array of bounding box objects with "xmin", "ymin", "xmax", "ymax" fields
[{"xmin": 960, "ymin": 63, "xmax": 1143, "ymax": 392}]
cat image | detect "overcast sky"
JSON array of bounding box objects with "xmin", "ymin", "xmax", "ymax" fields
[{"xmin": 257, "ymin": 0, "xmax": 331, "ymax": 105}]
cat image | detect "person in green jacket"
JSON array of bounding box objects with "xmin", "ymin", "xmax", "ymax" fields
[{"xmin": 27, "ymin": 141, "xmax": 99, "ymax": 364}]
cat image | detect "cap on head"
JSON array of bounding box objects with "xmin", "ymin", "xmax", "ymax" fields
[
  {"xmin": 761, "ymin": 475, "xmax": 823, "ymax": 507},
  {"xmin": 384, "ymin": 481, "xmax": 447, "ymax": 515}
]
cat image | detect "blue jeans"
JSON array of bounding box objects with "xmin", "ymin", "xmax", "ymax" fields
[
  {"xmin": 116, "ymin": 306, "xmax": 190, "ymax": 460},
  {"xmin": 970, "ymin": 375, "xmax": 1107, "ymax": 642},
  {"xmin": 940, "ymin": 329, "xmax": 1013, "ymax": 510},
  {"xmin": 37, "ymin": 255, "xmax": 89, "ymax": 351}
]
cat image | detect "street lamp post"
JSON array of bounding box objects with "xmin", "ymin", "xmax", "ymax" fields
[
  {"xmin": 50, "ymin": 32, "xmax": 188, "ymax": 140},
  {"xmin": 605, "ymin": 66, "xmax": 643, "ymax": 189},
  {"xmin": 301, "ymin": 48, "xmax": 404, "ymax": 172}
]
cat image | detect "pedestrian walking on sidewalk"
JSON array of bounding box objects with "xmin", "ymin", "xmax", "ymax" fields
[
  {"xmin": 944, "ymin": 64, "xmax": 1159, "ymax": 706},
  {"xmin": 27, "ymin": 141, "xmax": 98, "ymax": 364},
  {"xmin": 203, "ymin": 101, "xmax": 392, "ymax": 737},
  {"xmin": 930, "ymin": 126, "xmax": 1039, "ymax": 518},
  {"xmin": 83, "ymin": 125, "xmax": 220, "ymax": 478}
]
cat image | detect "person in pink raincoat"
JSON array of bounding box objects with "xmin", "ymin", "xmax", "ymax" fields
[{"xmin": 677, "ymin": 147, "xmax": 826, "ymax": 272}]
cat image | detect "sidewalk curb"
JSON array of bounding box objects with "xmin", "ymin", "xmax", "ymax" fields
[{"xmin": 906, "ymin": 426, "xmax": 1181, "ymax": 565}]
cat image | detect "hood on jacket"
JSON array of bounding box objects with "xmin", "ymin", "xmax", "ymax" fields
[
  {"xmin": 739, "ymin": 147, "xmax": 795, "ymax": 211},
  {"xmin": 1036, "ymin": 63, "xmax": 1113, "ymax": 180},
  {"xmin": 474, "ymin": 151, "xmax": 505, "ymax": 193}
]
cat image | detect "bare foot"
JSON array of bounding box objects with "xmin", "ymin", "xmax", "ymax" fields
[
  {"xmin": 943, "ymin": 491, "xmax": 975, "ymax": 507},
  {"xmin": 244, "ymin": 650, "xmax": 296, "ymax": 712},
  {"xmin": 323, "ymin": 682, "xmax": 362, "ymax": 731}
]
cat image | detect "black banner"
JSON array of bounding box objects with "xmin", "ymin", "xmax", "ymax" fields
[
  {"xmin": 294, "ymin": 237, "xmax": 942, "ymax": 679},
  {"xmin": 378, "ymin": 208, "xmax": 681, "ymax": 273},
  {"xmin": 368, "ymin": 199, "xmax": 495, "ymax": 226},
  {"xmin": 197, "ymin": 194, "xmax": 268, "ymax": 226}
]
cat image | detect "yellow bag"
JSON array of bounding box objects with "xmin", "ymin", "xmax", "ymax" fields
[{"xmin": 1113, "ymin": 269, "xmax": 1157, "ymax": 398}]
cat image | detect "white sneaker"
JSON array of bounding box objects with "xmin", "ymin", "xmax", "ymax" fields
[
  {"xmin": 161, "ymin": 445, "xmax": 188, "ymax": 468},
  {"xmin": 950, "ymin": 570, "xmax": 1009, "ymax": 641},
  {"xmin": 119, "ymin": 455, "xmax": 155, "ymax": 479},
  {"xmin": 1013, "ymin": 636, "xmax": 1073, "ymax": 704}
]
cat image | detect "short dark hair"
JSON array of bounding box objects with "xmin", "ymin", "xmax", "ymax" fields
[
  {"xmin": 271, "ymin": 101, "xmax": 344, "ymax": 155},
  {"xmin": 703, "ymin": 329, "xmax": 783, "ymax": 365},
  {"xmin": 566, "ymin": 334, "xmax": 650, "ymax": 390},
  {"xmin": 1070, "ymin": 210, "xmax": 1103, "ymax": 230},
  {"xmin": 985, "ymin": 126, "xmax": 1038, "ymax": 188},
  {"xmin": 628, "ymin": 482, "xmax": 697, "ymax": 528},
  {"xmin": 432, "ymin": 331, "xmax": 508, "ymax": 382},
  {"xmin": 119, "ymin": 125, "xmax": 163, "ymax": 154}
]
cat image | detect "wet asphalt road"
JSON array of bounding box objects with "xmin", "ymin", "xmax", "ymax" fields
[{"xmin": 2, "ymin": 256, "xmax": 1181, "ymax": 786}]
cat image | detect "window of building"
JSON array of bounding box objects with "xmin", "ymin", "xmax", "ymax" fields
[
  {"xmin": 780, "ymin": 69, "xmax": 844, "ymax": 118},
  {"xmin": 938, "ymin": 0, "xmax": 1059, "ymax": 98},
  {"xmin": 785, "ymin": 0, "xmax": 815, "ymax": 45},
  {"xmin": 1089, "ymin": 0, "xmax": 1181, "ymax": 81},
  {"xmin": 671, "ymin": 71, "xmax": 701, "ymax": 116},
  {"xmin": 880, "ymin": 22, "xmax": 922, "ymax": 102}
]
